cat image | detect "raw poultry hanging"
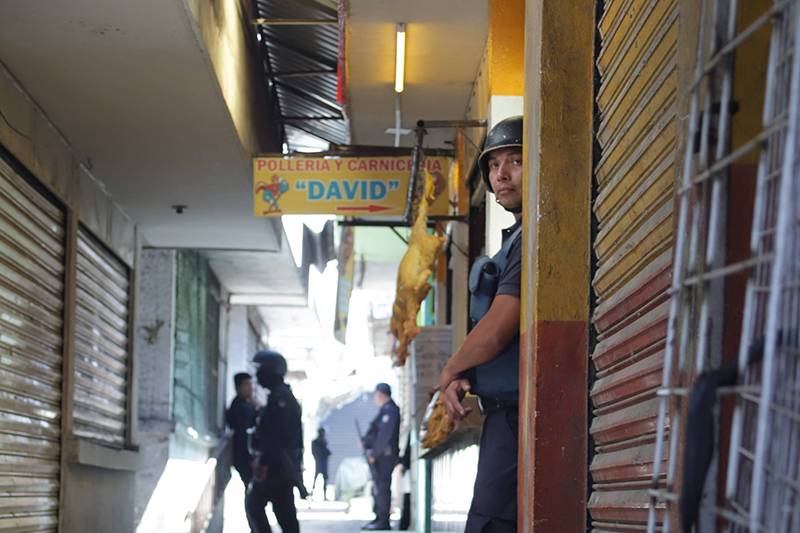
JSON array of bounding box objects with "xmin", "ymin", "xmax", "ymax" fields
[{"xmin": 390, "ymin": 170, "xmax": 446, "ymax": 365}]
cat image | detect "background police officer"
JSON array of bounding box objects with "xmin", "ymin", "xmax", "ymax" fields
[
  {"xmin": 361, "ymin": 383, "xmax": 400, "ymax": 531},
  {"xmin": 436, "ymin": 116, "xmax": 524, "ymax": 533},
  {"xmin": 226, "ymin": 372, "xmax": 258, "ymax": 487},
  {"xmin": 245, "ymin": 350, "xmax": 305, "ymax": 533},
  {"xmin": 311, "ymin": 427, "xmax": 331, "ymax": 500}
]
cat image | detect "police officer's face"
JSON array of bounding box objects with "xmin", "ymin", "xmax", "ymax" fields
[
  {"xmin": 373, "ymin": 391, "xmax": 387, "ymax": 406},
  {"xmin": 488, "ymin": 147, "xmax": 523, "ymax": 212}
]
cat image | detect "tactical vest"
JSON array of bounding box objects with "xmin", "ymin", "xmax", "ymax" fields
[{"xmin": 466, "ymin": 225, "xmax": 522, "ymax": 400}]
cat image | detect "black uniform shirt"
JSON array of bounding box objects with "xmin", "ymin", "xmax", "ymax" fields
[
  {"xmin": 364, "ymin": 399, "xmax": 401, "ymax": 459},
  {"xmin": 226, "ymin": 396, "xmax": 257, "ymax": 466},
  {"xmin": 312, "ymin": 437, "xmax": 331, "ymax": 466},
  {"xmin": 254, "ymin": 382, "xmax": 303, "ymax": 478}
]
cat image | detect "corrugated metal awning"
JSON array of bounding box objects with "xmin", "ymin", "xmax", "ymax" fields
[{"xmin": 253, "ymin": 0, "xmax": 349, "ymax": 151}]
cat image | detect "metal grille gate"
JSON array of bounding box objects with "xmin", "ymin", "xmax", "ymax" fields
[
  {"xmin": 73, "ymin": 228, "xmax": 130, "ymax": 447},
  {"xmin": 726, "ymin": 1, "xmax": 800, "ymax": 529},
  {"xmin": 647, "ymin": 0, "xmax": 800, "ymax": 530},
  {"xmin": 0, "ymin": 154, "xmax": 65, "ymax": 531}
]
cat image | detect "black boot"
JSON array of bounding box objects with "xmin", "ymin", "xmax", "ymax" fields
[{"xmin": 363, "ymin": 522, "xmax": 391, "ymax": 531}]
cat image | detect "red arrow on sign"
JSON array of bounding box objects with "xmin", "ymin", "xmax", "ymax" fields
[{"xmin": 336, "ymin": 205, "xmax": 392, "ymax": 213}]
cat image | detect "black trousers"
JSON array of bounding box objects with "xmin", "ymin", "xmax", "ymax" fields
[
  {"xmin": 372, "ymin": 455, "xmax": 396, "ymax": 526},
  {"xmin": 313, "ymin": 462, "xmax": 328, "ymax": 497},
  {"xmin": 465, "ymin": 405, "xmax": 518, "ymax": 533},
  {"xmin": 245, "ymin": 478, "xmax": 298, "ymax": 533}
]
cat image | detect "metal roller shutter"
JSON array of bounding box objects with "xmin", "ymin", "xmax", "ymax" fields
[
  {"xmin": 72, "ymin": 228, "xmax": 130, "ymax": 447},
  {"xmin": 0, "ymin": 155, "xmax": 65, "ymax": 531},
  {"xmin": 589, "ymin": 0, "xmax": 678, "ymax": 528}
]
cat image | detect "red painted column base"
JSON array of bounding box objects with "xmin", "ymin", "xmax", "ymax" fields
[{"xmin": 519, "ymin": 320, "xmax": 588, "ymax": 532}]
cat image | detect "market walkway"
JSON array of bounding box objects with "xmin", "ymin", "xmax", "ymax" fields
[{"xmin": 223, "ymin": 476, "xmax": 404, "ymax": 533}]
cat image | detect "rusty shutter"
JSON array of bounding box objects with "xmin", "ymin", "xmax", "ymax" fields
[
  {"xmin": 0, "ymin": 154, "xmax": 65, "ymax": 531},
  {"xmin": 589, "ymin": 0, "xmax": 678, "ymax": 527},
  {"xmin": 72, "ymin": 228, "xmax": 130, "ymax": 447}
]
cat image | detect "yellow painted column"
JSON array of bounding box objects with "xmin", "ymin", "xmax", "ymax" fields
[{"xmin": 519, "ymin": 1, "xmax": 594, "ymax": 531}]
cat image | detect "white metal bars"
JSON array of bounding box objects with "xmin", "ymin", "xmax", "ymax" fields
[
  {"xmin": 646, "ymin": 0, "xmax": 798, "ymax": 531},
  {"xmin": 725, "ymin": 0, "xmax": 800, "ymax": 529}
]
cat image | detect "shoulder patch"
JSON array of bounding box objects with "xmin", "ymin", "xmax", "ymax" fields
[{"xmin": 382, "ymin": 414, "xmax": 390, "ymax": 423}]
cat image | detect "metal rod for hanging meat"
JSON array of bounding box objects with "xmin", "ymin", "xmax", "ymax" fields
[
  {"xmin": 416, "ymin": 119, "xmax": 487, "ymax": 129},
  {"xmin": 402, "ymin": 118, "xmax": 486, "ymax": 224},
  {"xmin": 404, "ymin": 125, "xmax": 427, "ymax": 224}
]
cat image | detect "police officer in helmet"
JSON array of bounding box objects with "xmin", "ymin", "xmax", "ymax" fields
[
  {"xmin": 246, "ymin": 350, "xmax": 305, "ymax": 533},
  {"xmin": 436, "ymin": 116, "xmax": 524, "ymax": 532}
]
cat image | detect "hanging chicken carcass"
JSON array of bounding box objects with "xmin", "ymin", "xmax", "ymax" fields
[{"xmin": 390, "ymin": 171, "xmax": 446, "ymax": 365}]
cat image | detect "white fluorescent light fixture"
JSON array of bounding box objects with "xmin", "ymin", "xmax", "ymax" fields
[{"xmin": 395, "ymin": 22, "xmax": 406, "ymax": 93}]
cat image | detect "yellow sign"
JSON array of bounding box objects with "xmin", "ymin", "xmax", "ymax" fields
[{"xmin": 253, "ymin": 155, "xmax": 452, "ymax": 216}]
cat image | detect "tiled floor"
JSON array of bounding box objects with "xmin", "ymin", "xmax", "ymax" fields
[{"xmin": 295, "ymin": 518, "xmax": 378, "ymax": 533}]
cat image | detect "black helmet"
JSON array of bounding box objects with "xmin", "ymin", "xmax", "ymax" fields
[
  {"xmin": 253, "ymin": 349, "xmax": 287, "ymax": 378},
  {"xmin": 478, "ymin": 115, "xmax": 523, "ymax": 192}
]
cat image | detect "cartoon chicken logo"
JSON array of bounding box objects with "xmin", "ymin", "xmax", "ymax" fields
[{"xmin": 256, "ymin": 175, "xmax": 289, "ymax": 214}]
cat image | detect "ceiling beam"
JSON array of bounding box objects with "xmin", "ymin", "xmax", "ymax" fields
[{"xmin": 254, "ymin": 0, "xmax": 338, "ymax": 19}]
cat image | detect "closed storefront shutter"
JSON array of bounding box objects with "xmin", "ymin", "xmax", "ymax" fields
[
  {"xmin": 0, "ymin": 154, "xmax": 65, "ymax": 531},
  {"xmin": 73, "ymin": 228, "xmax": 130, "ymax": 447},
  {"xmin": 589, "ymin": 0, "xmax": 678, "ymax": 527}
]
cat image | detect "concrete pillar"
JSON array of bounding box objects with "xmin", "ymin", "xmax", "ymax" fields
[
  {"xmin": 133, "ymin": 249, "xmax": 176, "ymax": 524},
  {"xmin": 518, "ymin": 1, "xmax": 594, "ymax": 531},
  {"xmin": 136, "ymin": 249, "xmax": 176, "ymax": 422}
]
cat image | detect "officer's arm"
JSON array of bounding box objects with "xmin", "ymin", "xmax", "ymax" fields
[
  {"xmin": 439, "ymin": 294, "xmax": 520, "ymax": 386},
  {"xmin": 362, "ymin": 419, "xmax": 378, "ymax": 449}
]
